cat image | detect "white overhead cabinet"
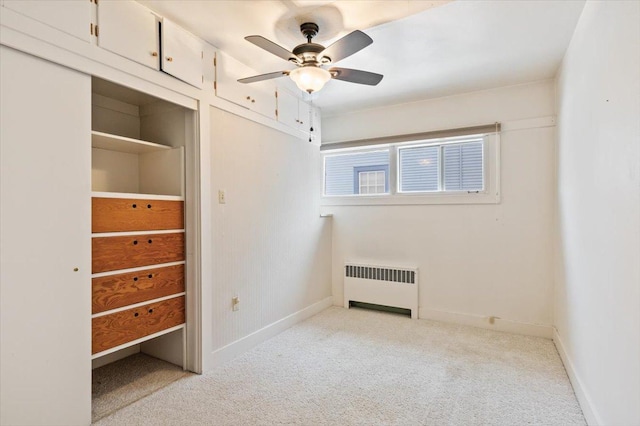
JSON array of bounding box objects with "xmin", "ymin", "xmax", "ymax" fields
[
  {"xmin": 1, "ymin": 46, "xmax": 92, "ymax": 426},
  {"xmin": 277, "ymin": 87, "xmax": 322, "ymax": 142},
  {"xmin": 2, "ymin": 0, "xmax": 92, "ymax": 42},
  {"xmin": 161, "ymin": 18, "xmax": 203, "ymax": 89},
  {"xmin": 97, "ymin": 0, "xmax": 160, "ymax": 70},
  {"xmin": 215, "ymin": 51, "xmax": 277, "ymax": 119}
]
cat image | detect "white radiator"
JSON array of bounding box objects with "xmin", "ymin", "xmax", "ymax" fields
[{"xmin": 343, "ymin": 262, "xmax": 419, "ymax": 319}]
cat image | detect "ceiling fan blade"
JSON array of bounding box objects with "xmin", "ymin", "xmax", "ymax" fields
[
  {"xmin": 245, "ymin": 35, "xmax": 298, "ymax": 62},
  {"xmin": 330, "ymin": 67, "xmax": 383, "ymax": 86},
  {"xmin": 319, "ymin": 30, "xmax": 373, "ymax": 64},
  {"xmin": 238, "ymin": 71, "xmax": 290, "ymax": 84}
]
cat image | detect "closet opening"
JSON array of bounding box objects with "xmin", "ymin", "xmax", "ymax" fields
[{"xmin": 90, "ymin": 76, "xmax": 198, "ymax": 422}]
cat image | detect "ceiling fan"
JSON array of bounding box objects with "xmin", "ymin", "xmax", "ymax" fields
[{"xmin": 238, "ymin": 22, "xmax": 383, "ymax": 94}]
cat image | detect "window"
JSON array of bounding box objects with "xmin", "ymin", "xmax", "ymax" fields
[
  {"xmin": 322, "ymin": 134, "xmax": 499, "ymax": 205},
  {"xmin": 324, "ymin": 149, "xmax": 389, "ymax": 196},
  {"xmin": 354, "ymin": 165, "xmax": 389, "ymax": 194},
  {"xmin": 398, "ymin": 140, "xmax": 483, "ymax": 193}
]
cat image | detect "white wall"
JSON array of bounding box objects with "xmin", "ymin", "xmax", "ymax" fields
[
  {"xmin": 322, "ymin": 80, "xmax": 556, "ymax": 336},
  {"xmin": 207, "ymin": 107, "xmax": 332, "ymax": 364},
  {"xmin": 554, "ymin": 1, "xmax": 640, "ymax": 425}
]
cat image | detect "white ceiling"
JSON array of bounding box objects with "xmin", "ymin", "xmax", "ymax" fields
[{"xmin": 139, "ymin": 0, "xmax": 585, "ymax": 116}]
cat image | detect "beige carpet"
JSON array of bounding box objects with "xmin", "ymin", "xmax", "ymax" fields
[
  {"xmin": 92, "ymin": 353, "xmax": 191, "ymax": 422},
  {"xmin": 95, "ymin": 307, "xmax": 585, "ymax": 425}
]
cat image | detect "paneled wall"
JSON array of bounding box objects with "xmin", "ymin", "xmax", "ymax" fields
[
  {"xmin": 208, "ymin": 107, "xmax": 332, "ymax": 356},
  {"xmin": 554, "ymin": 1, "xmax": 640, "ymax": 424},
  {"xmin": 322, "ymin": 80, "xmax": 556, "ymax": 336}
]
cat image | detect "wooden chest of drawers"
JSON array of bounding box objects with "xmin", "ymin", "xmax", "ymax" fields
[
  {"xmin": 91, "ymin": 195, "xmax": 186, "ymax": 356},
  {"xmin": 92, "ymin": 296, "xmax": 185, "ymax": 354},
  {"xmin": 92, "ymin": 197, "xmax": 184, "ymax": 233},
  {"xmin": 92, "ymin": 232, "xmax": 185, "ymax": 273},
  {"xmin": 92, "ymin": 264, "xmax": 185, "ymax": 314}
]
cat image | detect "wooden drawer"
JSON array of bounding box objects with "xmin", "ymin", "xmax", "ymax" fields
[
  {"xmin": 92, "ymin": 232, "xmax": 184, "ymax": 273},
  {"xmin": 92, "ymin": 264, "xmax": 184, "ymax": 314},
  {"xmin": 92, "ymin": 197, "xmax": 184, "ymax": 233},
  {"xmin": 92, "ymin": 296, "xmax": 185, "ymax": 354}
]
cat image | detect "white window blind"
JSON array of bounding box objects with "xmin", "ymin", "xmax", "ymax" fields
[{"xmin": 443, "ymin": 141, "xmax": 484, "ymax": 191}]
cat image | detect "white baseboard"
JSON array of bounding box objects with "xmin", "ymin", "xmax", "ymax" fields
[
  {"xmin": 206, "ymin": 296, "xmax": 333, "ymax": 369},
  {"xmin": 553, "ymin": 329, "xmax": 601, "ymax": 426},
  {"xmin": 419, "ymin": 308, "xmax": 553, "ymax": 338}
]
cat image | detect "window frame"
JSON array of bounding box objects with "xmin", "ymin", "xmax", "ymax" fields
[
  {"xmin": 321, "ymin": 133, "xmax": 500, "ymax": 206},
  {"xmin": 353, "ymin": 165, "xmax": 390, "ymax": 195}
]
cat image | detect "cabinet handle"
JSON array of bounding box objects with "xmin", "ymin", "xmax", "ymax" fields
[
  {"xmin": 147, "ymin": 204, "xmax": 152, "ymax": 209},
  {"xmin": 251, "ymin": 99, "xmax": 255, "ymax": 103},
  {"xmin": 133, "ymin": 277, "xmax": 138, "ymax": 282},
  {"xmin": 148, "ymin": 274, "xmax": 153, "ymax": 279},
  {"xmin": 148, "ymin": 309, "xmax": 154, "ymax": 314},
  {"xmin": 134, "ymin": 312, "xmax": 139, "ymax": 317},
  {"xmin": 132, "ymin": 203, "xmax": 137, "ymax": 208},
  {"xmin": 133, "ymin": 240, "xmax": 138, "ymax": 245},
  {"xmin": 148, "ymin": 239, "xmax": 153, "ymax": 244},
  {"xmin": 151, "ymin": 52, "xmax": 158, "ymax": 57},
  {"xmin": 246, "ymin": 96, "xmax": 251, "ymax": 100},
  {"xmin": 166, "ymin": 57, "xmax": 173, "ymax": 62}
]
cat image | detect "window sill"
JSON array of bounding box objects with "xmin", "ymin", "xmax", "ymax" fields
[{"xmin": 320, "ymin": 191, "xmax": 501, "ymax": 206}]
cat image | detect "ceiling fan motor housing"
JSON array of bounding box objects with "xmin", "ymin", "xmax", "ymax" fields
[{"xmin": 292, "ymin": 43, "xmax": 327, "ymax": 65}]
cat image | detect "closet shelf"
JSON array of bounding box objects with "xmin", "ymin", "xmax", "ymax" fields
[{"xmin": 91, "ymin": 130, "xmax": 172, "ymax": 154}]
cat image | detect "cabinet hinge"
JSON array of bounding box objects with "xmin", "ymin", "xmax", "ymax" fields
[
  {"xmin": 275, "ymin": 109, "xmax": 278, "ymax": 117},
  {"xmin": 214, "ymin": 81, "xmax": 217, "ymax": 91},
  {"xmin": 202, "ymin": 75, "xmax": 204, "ymax": 83},
  {"xmin": 95, "ymin": 0, "xmax": 98, "ymax": 4},
  {"xmin": 95, "ymin": 25, "xmax": 99, "ymax": 37},
  {"xmin": 275, "ymin": 91, "xmax": 278, "ymax": 98},
  {"xmin": 90, "ymin": 23, "xmax": 93, "ymax": 35},
  {"xmin": 213, "ymin": 57, "xmax": 217, "ymax": 67},
  {"xmin": 201, "ymin": 51, "xmax": 204, "ymax": 59}
]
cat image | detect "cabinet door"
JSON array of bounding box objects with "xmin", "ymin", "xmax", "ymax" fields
[
  {"xmin": 97, "ymin": 0, "xmax": 159, "ymax": 70},
  {"xmin": 310, "ymin": 106, "xmax": 322, "ymax": 143},
  {"xmin": 276, "ymin": 87, "xmax": 301, "ymax": 129},
  {"xmin": 0, "ymin": 47, "xmax": 91, "ymax": 425},
  {"xmin": 215, "ymin": 51, "xmax": 276, "ymax": 118},
  {"xmin": 202, "ymin": 42, "xmax": 217, "ymax": 92},
  {"xmin": 298, "ymin": 99, "xmax": 312, "ymax": 133},
  {"xmin": 2, "ymin": 0, "xmax": 91, "ymax": 42},
  {"xmin": 161, "ymin": 18, "xmax": 203, "ymax": 88}
]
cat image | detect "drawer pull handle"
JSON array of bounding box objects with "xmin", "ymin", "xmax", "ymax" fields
[
  {"xmin": 148, "ymin": 239, "xmax": 153, "ymax": 244},
  {"xmin": 132, "ymin": 204, "xmax": 137, "ymax": 208},
  {"xmin": 133, "ymin": 240, "xmax": 138, "ymax": 245},
  {"xmin": 133, "ymin": 277, "xmax": 138, "ymax": 282},
  {"xmin": 148, "ymin": 309, "xmax": 154, "ymax": 314},
  {"xmin": 148, "ymin": 274, "xmax": 153, "ymax": 278},
  {"xmin": 134, "ymin": 312, "xmax": 139, "ymax": 317},
  {"xmin": 147, "ymin": 204, "xmax": 152, "ymax": 208}
]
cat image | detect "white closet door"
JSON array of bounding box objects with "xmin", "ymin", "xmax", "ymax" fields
[
  {"xmin": 0, "ymin": 47, "xmax": 91, "ymax": 425},
  {"xmin": 2, "ymin": 0, "xmax": 91, "ymax": 42},
  {"xmin": 97, "ymin": 0, "xmax": 159, "ymax": 70},
  {"xmin": 161, "ymin": 18, "xmax": 203, "ymax": 88}
]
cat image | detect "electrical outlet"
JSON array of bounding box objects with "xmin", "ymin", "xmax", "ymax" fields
[
  {"xmin": 232, "ymin": 296, "xmax": 239, "ymax": 311},
  {"xmin": 218, "ymin": 190, "xmax": 226, "ymax": 204}
]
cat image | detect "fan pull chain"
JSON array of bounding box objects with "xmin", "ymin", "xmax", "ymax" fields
[{"xmin": 309, "ymin": 98, "xmax": 314, "ymax": 143}]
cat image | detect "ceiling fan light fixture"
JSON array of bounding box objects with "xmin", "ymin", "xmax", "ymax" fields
[{"xmin": 289, "ymin": 66, "xmax": 331, "ymax": 93}]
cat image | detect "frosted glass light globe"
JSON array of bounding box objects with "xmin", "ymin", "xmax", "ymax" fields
[{"xmin": 289, "ymin": 66, "xmax": 331, "ymax": 93}]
